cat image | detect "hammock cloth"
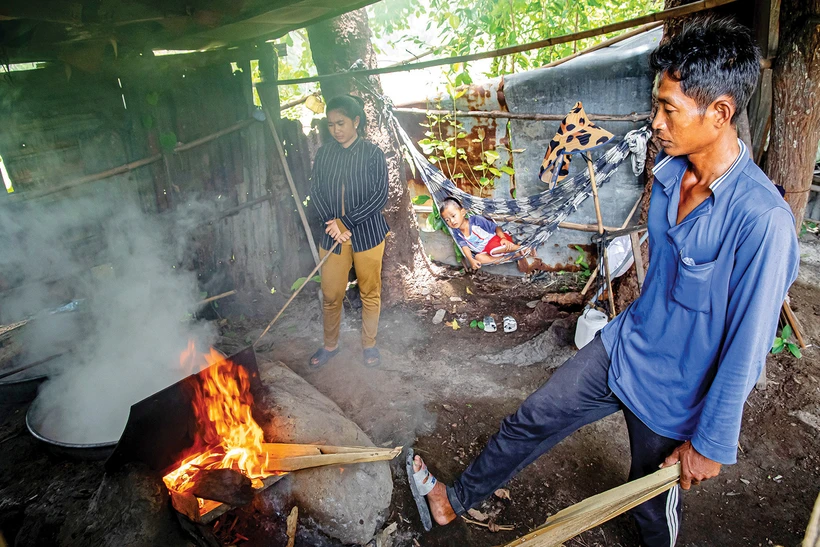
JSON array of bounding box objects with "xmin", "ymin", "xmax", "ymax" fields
[{"xmin": 358, "ymin": 77, "xmax": 651, "ymax": 264}]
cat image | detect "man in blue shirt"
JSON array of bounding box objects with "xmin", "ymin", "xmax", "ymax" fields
[{"xmin": 408, "ymin": 17, "xmax": 800, "ymax": 546}]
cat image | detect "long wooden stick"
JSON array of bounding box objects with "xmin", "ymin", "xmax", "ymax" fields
[
  {"xmin": 585, "ymin": 157, "xmax": 617, "ymax": 318},
  {"xmin": 254, "ymin": 241, "xmax": 339, "ymax": 346},
  {"xmin": 782, "ymin": 300, "xmax": 807, "ymax": 349},
  {"xmin": 260, "ymin": 105, "xmax": 320, "ymax": 266},
  {"xmin": 503, "ymin": 464, "xmax": 681, "ymax": 547},
  {"xmin": 195, "ymin": 290, "xmax": 237, "ymax": 307},
  {"xmin": 394, "ymin": 108, "xmax": 650, "ymax": 123},
  {"xmin": 276, "ymin": 0, "xmax": 739, "ymax": 85},
  {"xmin": 11, "ymin": 118, "xmax": 258, "ymax": 201},
  {"xmin": 542, "ymin": 22, "xmax": 664, "ymax": 68}
]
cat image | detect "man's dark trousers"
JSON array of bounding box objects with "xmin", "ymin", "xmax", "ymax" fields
[{"xmin": 446, "ymin": 334, "xmax": 683, "ymax": 547}]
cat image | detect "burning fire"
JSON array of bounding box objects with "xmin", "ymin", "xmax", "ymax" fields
[{"xmin": 163, "ymin": 345, "xmax": 272, "ymax": 494}]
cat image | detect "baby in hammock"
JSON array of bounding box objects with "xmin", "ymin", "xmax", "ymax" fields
[{"xmin": 439, "ymin": 197, "xmax": 541, "ymax": 273}]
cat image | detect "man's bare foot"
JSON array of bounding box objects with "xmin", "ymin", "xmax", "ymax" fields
[{"xmin": 413, "ymin": 455, "xmax": 457, "ymax": 525}]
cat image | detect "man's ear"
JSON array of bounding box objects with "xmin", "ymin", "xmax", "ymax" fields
[{"xmin": 711, "ymin": 96, "xmax": 736, "ymax": 128}]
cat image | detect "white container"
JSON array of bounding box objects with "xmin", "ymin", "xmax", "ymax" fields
[{"xmin": 575, "ymin": 308, "xmax": 608, "ymax": 349}]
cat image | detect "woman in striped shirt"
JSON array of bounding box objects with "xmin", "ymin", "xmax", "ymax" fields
[{"xmin": 309, "ymin": 95, "xmax": 389, "ymax": 369}]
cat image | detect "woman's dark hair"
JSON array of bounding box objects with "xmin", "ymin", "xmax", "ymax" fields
[
  {"xmin": 649, "ymin": 16, "xmax": 760, "ymax": 123},
  {"xmin": 326, "ymin": 94, "xmax": 367, "ymax": 136}
]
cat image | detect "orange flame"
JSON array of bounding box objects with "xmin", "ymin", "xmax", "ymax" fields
[{"xmin": 163, "ymin": 346, "xmax": 271, "ymax": 495}]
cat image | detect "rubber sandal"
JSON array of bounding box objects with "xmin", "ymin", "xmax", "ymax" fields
[
  {"xmin": 363, "ymin": 347, "xmax": 381, "ymax": 368},
  {"xmin": 503, "ymin": 316, "xmax": 518, "ymax": 333},
  {"xmin": 308, "ymin": 347, "xmax": 339, "ymax": 370},
  {"xmin": 483, "ymin": 316, "xmax": 497, "ymax": 333},
  {"xmin": 406, "ymin": 448, "xmax": 435, "ymax": 531}
]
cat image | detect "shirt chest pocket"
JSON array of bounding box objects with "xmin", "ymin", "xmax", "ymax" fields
[{"xmin": 671, "ymin": 250, "xmax": 716, "ymax": 313}]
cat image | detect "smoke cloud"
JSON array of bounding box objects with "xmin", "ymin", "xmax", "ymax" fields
[{"xmin": 1, "ymin": 194, "xmax": 217, "ymax": 444}]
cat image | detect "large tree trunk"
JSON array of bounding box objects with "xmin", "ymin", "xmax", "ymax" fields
[
  {"xmin": 307, "ymin": 9, "xmax": 430, "ymax": 305},
  {"xmin": 764, "ymin": 0, "xmax": 820, "ymax": 228}
]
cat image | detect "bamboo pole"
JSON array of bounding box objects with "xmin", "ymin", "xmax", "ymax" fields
[
  {"xmin": 395, "ymin": 107, "xmax": 650, "ymax": 123},
  {"xmin": 9, "ymin": 118, "xmax": 259, "ymax": 201},
  {"xmin": 195, "ymin": 290, "xmax": 237, "ymax": 306},
  {"xmin": 585, "ymin": 156, "xmax": 617, "ymax": 318},
  {"xmin": 260, "ymin": 105, "xmax": 320, "ymax": 266},
  {"xmin": 276, "ymin": 0, "xmax": 739, "ymax": 86},
  {"xmin": 542, "ymin": 22, "xmax": 663, "ymax": 69},
  {"xmin": 503, "ymin": 464, "xmax": 681, "ymax": 547},
  {"xmin": 254, "ymin": 241, "xmax": 339, "ymax": 347}
]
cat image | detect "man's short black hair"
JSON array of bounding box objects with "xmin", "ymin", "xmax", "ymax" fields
[{"xmin": 650, "ymin": 16, "xmax": 760, "ymax": 123}]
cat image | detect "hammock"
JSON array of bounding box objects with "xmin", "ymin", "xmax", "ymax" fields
[{"xmin": 358, "ymin": 77, "xmax": 650, "ymax": 264}]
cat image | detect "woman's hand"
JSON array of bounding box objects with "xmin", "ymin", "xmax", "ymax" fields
[
  {"xmin": 325, "ymin": 220, "xmax": 352, "ymax": 244},
  {"xmin": 325, "ymin": 219, "xmax": 343, "ymax": 239}
]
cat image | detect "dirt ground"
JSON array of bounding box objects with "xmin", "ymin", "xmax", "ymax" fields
[
  {"xmin": 2, "ymin": 235, "xmax": 820, "ymax": 546},
  {"xmin": 212, "ymin": 233, "xmax": 820, "ymax": 547},
  {"xmin": 210, "ymin": 234, "xmax": 820, "ymax": 547}
]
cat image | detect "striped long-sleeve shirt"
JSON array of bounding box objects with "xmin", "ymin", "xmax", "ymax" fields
[{"xmin": 310, "ymin": 137, "xmax": 390, "ymax": 254}]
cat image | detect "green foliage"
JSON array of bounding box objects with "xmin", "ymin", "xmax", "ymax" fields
[
  {"xmin": 266, "ymin": 31, "xmax": 320, "ymax": 120},
  {"xmin": 469, "ymin": 319, "xmax": 485, "ymax": 329},
  {"xmin": 420, "ymin": 94, "xmax": 514, "ymax": 195},
  {"xmin": 291, "ymin": 275, "xmax": 322, "ymax": 292},
  {"xmin": 412, "ymin": 195, "xmax": 431, "ymax": 205},
  {"xmin": 159, "ymin": 132, "xmax": 178, "ymax": 152},
  {"xmin": 800, "ymin": 220, "xmax": 818, "ymax": 238},
  {"xmin": 574, "ymin": 245, "xmax": 589, "ymax": 271},
  {"xmin": 369, "ymin": 0, "xmax": 662, "ymax": 81},
  {"xmin": 772, "ymin": 324, "xmax": 801, "ymax": 358}
]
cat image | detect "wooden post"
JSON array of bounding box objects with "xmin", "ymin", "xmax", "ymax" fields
[
  {"xmin": 260, "ymin": 105, "xmax": 320, "ymax": 266},
  {"xmin": 629, "ymin": 231, "xmax": 646, "ymax": 292},
  {"xmin": 585, "ymin": 156, "xmax": 617, "ymax": 318}
]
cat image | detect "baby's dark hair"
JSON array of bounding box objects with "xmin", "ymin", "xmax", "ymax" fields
[
  {"xmin": 649, "ymin": 16, "xmax": 760, "ymax": 123},
  {"xmin": 440, "ymin": 197, "xmax": 464, "ymax": 212},
  {"xmin": 326, "ymin": 94, "xmax": 367, "ymax": 136}
]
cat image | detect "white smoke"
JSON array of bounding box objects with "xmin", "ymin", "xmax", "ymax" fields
[{"xmin": 1, "ymin": 196, "xmax": 217, "ymax": 444}]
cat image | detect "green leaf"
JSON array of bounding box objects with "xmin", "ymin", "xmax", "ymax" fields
[
  {"xmin": 771, "ymin": 342, "xmax": 784, "ymax": 354},
  {"xmin": 311, "ymin": 275, "xmax": 321, "ymax": 283},
  {"xmin": 449, "ymin": 13, "xmax": 460, "ymax": 28},
  {"xmin": 781, "ymin": 324, "xmax": 793, "ymax": 340},
  {"xmin": 484, "ymin": 149, "xmax": 500, "ymax": 164},
  {"xmin": 479, "ymin": 177, "xmax": 490, "ymax": 186},
  {"xmin": 412, "ymin": 195, "xmax": 431, "ymax": 205},
  {"xmin": 456, "ymin": 132, "xmax": 468, "ymax": 139},
  {"xmin": 477, "ymin": 321, "xmax": 484, "ymax": 329},
  {"xmin": 787, "ymin": 343, "xmax": 802, "ymax": 358},
  {"xmin": 291, "ymin": 277, "xmax": 309, "ymax": 291},
  {"xmin": 145, "ymin": 91, "xmax": 160, "ymax": 106},
  {"xmin": 159, "ymin": 131, "xmax": 178, "ymax": 152},
  {"xmin": 142, "ymin": 115, "xmax": 154, "ymax": 130},
  {"xmin": 488, "ymin": 167, "xmax": 501, "ymax": 176},
  {"xmin": 470, "ymin": 319, "xmax": 478, "ymax": 328},
  {"xmin": 500, "ymin": 165, "xmax": 515, "ymax": 175}
]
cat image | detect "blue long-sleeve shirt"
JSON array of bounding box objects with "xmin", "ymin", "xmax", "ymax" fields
[
  {"xmin": 601, "ymin": 140, "xmax": 799, "ymax": 465},
  {"xmin": 310, "ymin": 137, "xmax": 389, "ymax": 254}
]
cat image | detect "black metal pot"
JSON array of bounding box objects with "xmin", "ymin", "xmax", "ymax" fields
[{"xmin": 25, "ymin": 405, "xmax": 118, "ymax": 461}]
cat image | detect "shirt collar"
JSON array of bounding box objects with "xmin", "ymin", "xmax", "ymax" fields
[
  {"xmin": 653, "ymin": 138, "xmax": 749, "ymax": 195},
  {"xmin": 335, "ymin": 136, "xmax": 362, "ymax": 152}
]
